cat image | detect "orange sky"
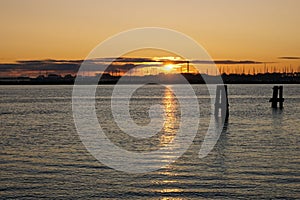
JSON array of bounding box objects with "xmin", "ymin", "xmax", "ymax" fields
[{"xmin": 0, "ymin": 0, "xmax": 300, "ymax": 71}]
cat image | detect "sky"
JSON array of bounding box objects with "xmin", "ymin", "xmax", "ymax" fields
[{"xmin": 0, "ymin": 0, "xmax": 300, "ymax": 75}]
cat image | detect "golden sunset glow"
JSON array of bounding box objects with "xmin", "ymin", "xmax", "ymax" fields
[{"xmin": 0, "ymin": 0, "xmax": 299, "ymax": 76}]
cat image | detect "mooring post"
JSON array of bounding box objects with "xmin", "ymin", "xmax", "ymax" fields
[
  {"xmin": 214, "ymin": 86, "xmax": 221, "ymax": 116},
  {"xmin": 271, "ymin": 86, "xmax": 279, "ymax": 108},
  {"xmin": 215, "ymin": 85, "xmax": 229, "ymax": 119},
  {"xmin": 279, "ymin": 86, "xmax": 284, "ymax": 109},
  {"xmin": 269, "ymin": 85, "xmax": 284, "ymax": 109}
]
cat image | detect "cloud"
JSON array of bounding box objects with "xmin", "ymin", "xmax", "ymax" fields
[
  {"xmin": 0, "ymin": 60, "xmax": 81, "ymax": 76},
  {"xmin": 0, "ymin": 57, "xmax": 271, "ymax": 77},
  {"xmin": 114, "ymin": 57, "xmax": 157, "ymax": 63},
  {"xmin": 0, "ymin": 58, "xmax": 152, "ymax": 76},
  {"xmin": 278, "ymin": 56, "xmax": 300, "ymax": 60},
  {"xmin": 159, "ymin": 59, "xmax": 265, "ymax": 65},
  {"xmin": 191, "ymin": 60, "xmax": 265, "ymax": 65}
]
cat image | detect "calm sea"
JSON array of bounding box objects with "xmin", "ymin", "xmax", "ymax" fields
[{"xmin": 1, "ymin": 85, "xmax": 299, "ymax": 199}]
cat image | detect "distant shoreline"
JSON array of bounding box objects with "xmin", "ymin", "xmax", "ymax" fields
[
  {"xmin": 1, "ymin": 81, "xmax": 299, "ymax": 85},
  {"xmin": 1, "ymin": 73, "xmax": 299, "ymax": 85}
]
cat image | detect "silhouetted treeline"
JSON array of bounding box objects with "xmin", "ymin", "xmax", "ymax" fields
[{"xmin": 0, "ymin": 72, "xmax": 299, "ymax": 85}]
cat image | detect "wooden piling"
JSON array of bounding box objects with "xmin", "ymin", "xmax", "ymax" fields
[
  {"xmin": 215, "ymin": 85, "xmax": 229, "ymax": 119},
  {"xmin": 279, "ymin": 86, "xmax": 284, "ymax": 109},
  {"xmin": 269, "ymin": 85, "xmax": 284, "ymax": 109}
]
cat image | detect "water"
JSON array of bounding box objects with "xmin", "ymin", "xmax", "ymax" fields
[{"xmin": 0, "ymin": 85, "xmax": 299, "ymax": 199}]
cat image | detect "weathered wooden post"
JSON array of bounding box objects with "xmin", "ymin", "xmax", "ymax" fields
[
  {"xmin": 279, "ymin": 86, "xmax": 284, "ymax": 109},
  {"xmin": 271, "ymin": 86, "xmax": 279, "ymax": 108},
  {"xmin": 269, "ymin": 85, "xmax": 284, "ymax": 109},
  {"xmin": 215, "ymin": 85, "xmax": 229, "ymax": 119}
]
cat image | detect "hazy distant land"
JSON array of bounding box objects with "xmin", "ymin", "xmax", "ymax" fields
[{"xmin": 0, "ymin": 72, "xmax": 299, "ymax": 85}]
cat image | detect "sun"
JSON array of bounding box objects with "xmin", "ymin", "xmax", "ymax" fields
[{"xmin": 163, "ymin": 64, "xmax": 175, "ymax": 72}]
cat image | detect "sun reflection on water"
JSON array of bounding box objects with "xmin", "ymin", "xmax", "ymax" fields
[
  {"xmin": 155, "ymin": 87, "xmax": 184, "ymax": 197},
  {"xmin": 159, "ymin": 87, "xmax": 180, "ymax": 146}
]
